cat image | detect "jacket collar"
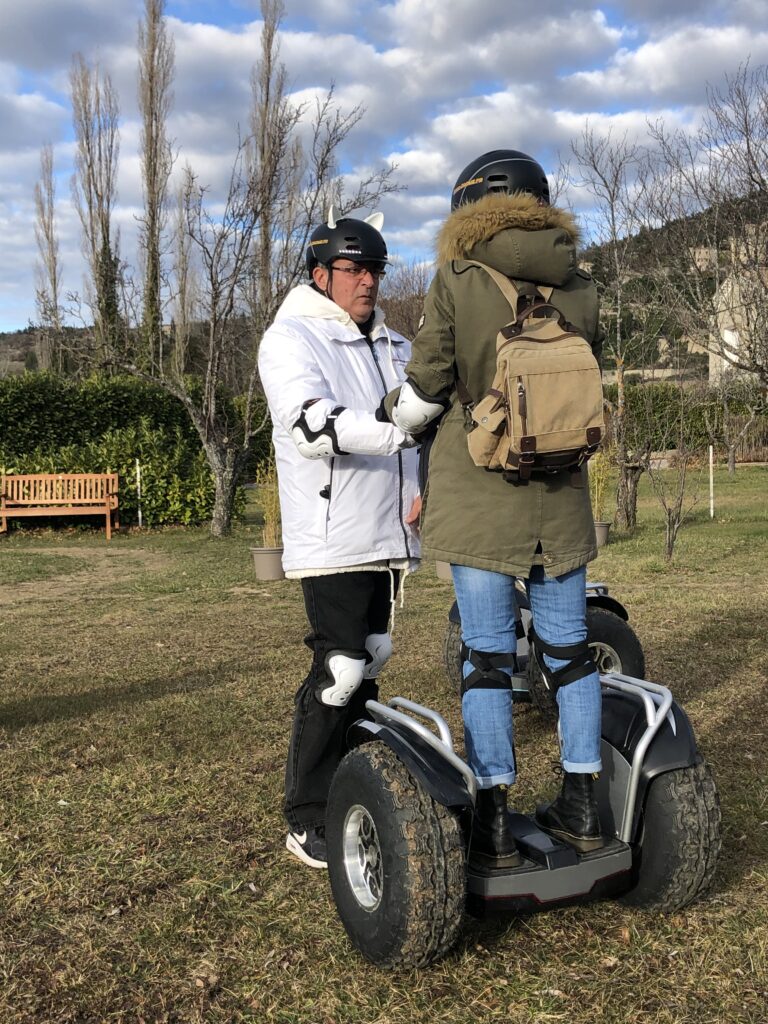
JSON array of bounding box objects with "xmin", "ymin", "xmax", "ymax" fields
[{"xmin": 274, "ymin": 283, "xmax": 388, "ymax": 340}]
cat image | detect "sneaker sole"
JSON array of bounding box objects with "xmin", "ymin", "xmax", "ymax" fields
[{"xmin": 285, "ymin": 833, "xmax": 328, "ymax": 869}]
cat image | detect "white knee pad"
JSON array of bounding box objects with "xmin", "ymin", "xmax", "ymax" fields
[
  {"xmin": 363, "ymin": 632, "xmax": 393, "ymax": 680},
  {"xmin": 319, "ymin": 651, "xmax": 366, "ymax": 707}
]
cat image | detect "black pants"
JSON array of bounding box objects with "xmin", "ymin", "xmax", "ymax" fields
[{"xmin": 284, "ymin": 570, "xmax": 400, "ymax": 832}]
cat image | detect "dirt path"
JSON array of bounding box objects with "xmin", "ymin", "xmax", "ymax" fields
[{"xmin": 0, "ymin": 545, "xmax": 172, "ymax": 607}]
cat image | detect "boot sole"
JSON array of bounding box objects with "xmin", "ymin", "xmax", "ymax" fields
[
  {"xmin": 535, "ymin": 819, "xmax": 604, "ymax": 853},
  {"xmin": 469, "ymin": 849, "xmax": 523, "ymax": 870}
]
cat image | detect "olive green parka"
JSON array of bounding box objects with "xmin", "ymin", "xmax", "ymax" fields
[{"xmin": 394, "ymin": 192, "xmax": 602, "ymax": 578}]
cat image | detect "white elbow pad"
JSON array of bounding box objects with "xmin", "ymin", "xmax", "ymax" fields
[
  {"xmin": 291, "ymin": 402, "xmax": 347, "ymax": 459},
  {"xmin": 391, "ymin": 381, "xmax": 447, "ymax": 433}
]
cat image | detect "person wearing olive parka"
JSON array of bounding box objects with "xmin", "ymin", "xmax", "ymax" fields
[{"xmin": 386, "ymin": 149, "xmax": 605, "ymax": 866}]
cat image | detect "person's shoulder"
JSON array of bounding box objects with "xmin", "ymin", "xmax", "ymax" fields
[
  {"xmin": 266, "ymin": 313, "xmax": 328, "ymax": 338},
  {"xmin": 260, "ymin": 316, "xmax": 326, "ymax": 362},
  {"xmin": 574, "ymin": 266, "xmax": 594, "ymax": 281}
]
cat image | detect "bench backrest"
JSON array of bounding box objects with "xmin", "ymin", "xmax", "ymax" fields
[{"xmin": 1, "ymin": 473, "xmax": 118, "ymax": 506}]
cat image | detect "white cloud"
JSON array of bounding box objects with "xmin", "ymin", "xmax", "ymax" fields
[
  {"xmin": 566, "ymin": 25, "xmax": 768, "ymax": 104},
  {"xmin": 0, "ymin": 1, "xmax": 766, "ymax": 330}
]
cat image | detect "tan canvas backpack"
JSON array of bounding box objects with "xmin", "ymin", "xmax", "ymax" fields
[{"xmin": 459, "ymin": 261, "xmax": 604, "ymax": 481}]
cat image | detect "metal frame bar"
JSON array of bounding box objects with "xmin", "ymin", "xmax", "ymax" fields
[
  {"xmin": 368, "ymin": 673, "xmax": 674, "ymax": 842},
  {"xmin": 600, "ymin": 672, "xmax": 674, "ymax": 842},
  {"xmin": 365, "ymin": 699, "xmax": 477, "ymax": 801}
]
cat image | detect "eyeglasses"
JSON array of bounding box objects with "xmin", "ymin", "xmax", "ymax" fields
[{"xmin": 329, "ymin": 264, "xmax": 386, "ymax": 280}]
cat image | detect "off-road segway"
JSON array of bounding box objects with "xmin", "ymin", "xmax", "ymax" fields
[
  {"xmin": 444, "ymin": 581, "xmax": 645, "ymax": 719},
  {"xmin": 326, "ymin": 676, "xmax": 721, "ymax": 969}
]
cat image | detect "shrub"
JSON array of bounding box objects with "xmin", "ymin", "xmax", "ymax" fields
[{"xmin": 0, "ymin": 420, "xmax": 224, "ymax": 527}]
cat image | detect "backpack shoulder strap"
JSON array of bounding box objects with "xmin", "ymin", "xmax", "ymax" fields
[
  {"xmin": 464, "ymin": 260, "xmax": 520, "ymax": 310},
  {"xmin": 464, "ymin": 259, "xmax": 553, "ymax": 309}
]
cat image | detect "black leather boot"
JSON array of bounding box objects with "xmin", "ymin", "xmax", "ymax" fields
[
  {"xmin": 470, "ymin": 785, "xmax": 522, "ymax": 869},
  {"xmin": 536, "ymin": 771, "xmax": 604, "ymax": 852}
]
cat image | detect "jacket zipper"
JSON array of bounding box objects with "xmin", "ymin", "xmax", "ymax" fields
[
  {"xmin": 322, "ymin": 458, "xmax": 335, "ymax": 532},
  {"xmin": 367, "ymin": 338, "xmax": 411, "ymax": 558}
]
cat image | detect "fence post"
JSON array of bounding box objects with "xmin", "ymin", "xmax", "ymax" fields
[
  {"xmin": 136, "ymin": 459, "xmax": 143, "ymax": 528},
  {"xmin": 709, "ymin": 445, "xmax": 714, "ymax": 520}
]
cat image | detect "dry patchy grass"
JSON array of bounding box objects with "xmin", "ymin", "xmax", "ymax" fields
[{"xmin": 0, "ymin": 468, "xmax": 766, "ymax": 1023}]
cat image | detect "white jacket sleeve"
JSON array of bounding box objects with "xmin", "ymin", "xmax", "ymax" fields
[{"xmin": 258, "ymin": 326, "xmax": 412, "ymax": 457}]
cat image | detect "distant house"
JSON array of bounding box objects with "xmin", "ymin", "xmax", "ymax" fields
[{"xmin": 711, "ymin": 258, "xmax": 767, "ymax": 383}]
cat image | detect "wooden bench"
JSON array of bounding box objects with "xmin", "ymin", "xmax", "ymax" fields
[{"xmin": 0, "ymin": 472, "xmax": 120, "ymax": 541}]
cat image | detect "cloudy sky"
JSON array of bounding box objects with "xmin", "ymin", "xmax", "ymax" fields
[{"xmin": 1, "ymin": 0, "xmax": 767, "ymax": 332}]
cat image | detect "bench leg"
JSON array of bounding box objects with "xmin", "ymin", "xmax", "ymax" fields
[{"xmin": 105, "ymin": 510, "xmax": 111, "ymax": 542}]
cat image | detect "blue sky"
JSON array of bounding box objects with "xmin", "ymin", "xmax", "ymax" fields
[{"xmin": 1, "ymin": 0, "xmax": 767, "ymax": 332}]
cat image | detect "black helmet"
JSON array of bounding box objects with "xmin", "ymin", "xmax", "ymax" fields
[
  {"xmin": 306, "ymin": 207, "xmax": 388, "ymax": 277},
  {"xmin": 451, "ymin": 149, "xmax": 550, "ymax": 209}
]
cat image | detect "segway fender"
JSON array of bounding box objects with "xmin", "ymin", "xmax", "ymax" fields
[
  {"xmin": 599, "ymin": 691, "xmax": 700, "ymax": 841},
  {"xmin": 348, "ymin": 720, "xmax": 474, "ymax": 811},
  {"xmin": 587, "ymin": 594, "xmax": 629, "ymax": 620}
]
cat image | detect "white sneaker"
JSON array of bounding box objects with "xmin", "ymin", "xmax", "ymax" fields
[{"xmin": 285, "ymin": 826, "xmax": 327, "ymax": 869}]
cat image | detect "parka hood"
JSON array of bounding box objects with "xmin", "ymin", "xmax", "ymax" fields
[{"xmin": 436, "ymin": 193, "xmax": 582, "ymax": 288}]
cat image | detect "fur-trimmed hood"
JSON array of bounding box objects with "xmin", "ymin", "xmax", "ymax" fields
[{"xmin": 436, "ymin": 193, "xmax": 582, "ymax": 287}]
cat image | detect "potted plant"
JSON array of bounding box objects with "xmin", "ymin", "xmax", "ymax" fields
[
  {"xmin": 250, "ymin": 453, "xmax": 285, "ymax": 580},
  {"xmin": 588, "ymin": 448, "xmax": 612, "ymax": 548}
]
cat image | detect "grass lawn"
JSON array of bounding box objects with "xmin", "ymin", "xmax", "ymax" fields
[{"xmin": 0, "ymin": 467, "xmax": 766, "ymax": 1023}]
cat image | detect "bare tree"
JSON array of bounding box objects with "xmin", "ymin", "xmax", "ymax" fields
[
  {"xmin": 124, "ymin": 0, "xmax": 398, "ymax": 536},
  {"xmin": 571, "ymin": 125, "xmax": 649, "ymax": 531},
  {"xmin": 70, "ymin": 54, "xmax": 122, "ymax": 363},
  {"xmin": 138, "ymin": 0, "xmax": 175, "ymax": 372},
  {"xmin": 643, "ymin": 63, "xmax": 768, "ymax": 388},
  {"xmin": 244, "ymin": 2, "xmax": 399, "ymax": 340},
  {"xmin": 33, "ymin": 143, "xmax": 63, "ymax": 371},
  {"xmin": 379, "ymin": 258, "xmax": 432, "ymax": 338},
  {"xmin": 168, "ymin": 172, "xmax": 197, "ymax": 380},
  {"xmin": 639, "ymin": 373, "xmax": 707, "ymax": 561},
  {"xmin": 152, "ymin": 152, "xmax": 268, "ymax": 536},
  {"xmin": 703, "ymin": 374, "xmax": 765, "ymax": 475}
]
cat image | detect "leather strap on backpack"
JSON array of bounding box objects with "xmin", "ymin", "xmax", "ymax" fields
[
  {"xmin": 464, "ymin": 260, "xmax": 553, "ymax": 310},
  {"xmin": 455, "ymin": 262, "xmax": 553, "ymax": 412}
]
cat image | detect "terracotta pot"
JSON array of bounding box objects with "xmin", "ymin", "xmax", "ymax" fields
[
  {"xmin": 250, "ymin": 546, "xmax": 285, "ymax": 581},
  {"xmin": 594, "ymin": 522, "xmax": 611, "ymax": 548},
  {"xmin": 435, "ymin": 560, "xmax": 453, "ymax": 581}
]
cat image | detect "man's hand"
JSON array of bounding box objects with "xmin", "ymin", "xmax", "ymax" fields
[{"xmin": 405, "ymin": 495, "xmax": 422, "ymax": 535}]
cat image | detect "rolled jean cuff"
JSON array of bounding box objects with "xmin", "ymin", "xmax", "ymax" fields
[
  {"xmin": 474, "ymin": 771, "xmax": 516, "ymax": 789},
  {"xmin": 561, "ymin": 757, "xmax": 602, "ymax": 774}
]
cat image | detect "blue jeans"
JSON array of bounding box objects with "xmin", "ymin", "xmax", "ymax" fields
[{"xmin": 452, "ymin": 564, "xmax": 602, "ymax": 789}]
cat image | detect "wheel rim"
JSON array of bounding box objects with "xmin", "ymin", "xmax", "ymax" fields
[
  {"xmin": 343, "ymin": 805, "xmax": 383, "ymax": 911},
  {"xmin": 589, "ymin": 640, "xmax": 623, "ymax": 673}
]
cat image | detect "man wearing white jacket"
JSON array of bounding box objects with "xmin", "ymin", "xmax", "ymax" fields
[{"xmin": 258, "ymin": 209, "xmax": 420, "ymax": 869}]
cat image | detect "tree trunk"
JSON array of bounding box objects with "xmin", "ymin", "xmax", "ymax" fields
[
  {"xmin": 665, "ymin": 510, "xmax": 682, "ymax": 561},
  {"xmin": 616, "ymin": 461, "xmax": 644, "ymax": 531},
  {"xmin": 206, "ymin": 443, "xmax": 247, "ymax": 537},
  {"xmin": 727, "ymin": 445, "xmax": 737, "ymax": 475}
]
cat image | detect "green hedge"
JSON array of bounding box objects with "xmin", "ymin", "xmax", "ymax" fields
[
  {"xmin": 603, "ymin": 380, "xmax": 768, "ymax": 452},
  {"xmin": 1, "ymin": 421, "xmax": 223, "ymax": 527},
  {"xmin": 0, "ymin": 372, "xmax": 197, "ymax": 457},
  {"xmin": 0, "ymin": 373, "xmax": 249, "ymax": 527}
]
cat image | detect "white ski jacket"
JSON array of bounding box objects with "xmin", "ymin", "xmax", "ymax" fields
[{"xmin": 258, "ymin": 284, "xmax": 420, "ymax": 574}]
